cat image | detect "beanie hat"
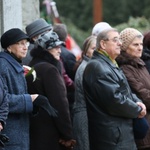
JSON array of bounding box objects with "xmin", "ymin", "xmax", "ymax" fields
[
  {"xmin": 92, "ymin": 22, "xmax": 112, "ymax": 36},
  {"xmin": 37, "ymin": 30, "xmax": 63, "ymax": 50},
  {"xmin": 26, "ymin": 18, "xmax": 52, "ymax": 39},
  {"xmin": 120, "ymin": 28, "xmax": 143, "ymax": 51},
  {"xmin": 0, "ymin": 28, "xmax": 29, "ymax": 49}
]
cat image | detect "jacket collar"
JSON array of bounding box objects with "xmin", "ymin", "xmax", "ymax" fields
[
  {"xmin": 0, "ymin": 52, "xmax": 23, "ymax": 73},
  {"xmin": 116, "ymin": 51, "xmax": 145, "ymax": 68},
  {"xmin": 92, "ymin": 50, "xmax": 119, "ymax": 69},
  {"xmin": 97, "ymin": 49, "xmax": 118, "ymax": 67}
]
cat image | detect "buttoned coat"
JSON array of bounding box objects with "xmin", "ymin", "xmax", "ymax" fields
[
  {"xmin": 0, "ymin": 52, "xmax": 33, "ymax": 150},
  {"xmin": 27, "ymin": 47, "xmax": 73, "ymax": 150}
]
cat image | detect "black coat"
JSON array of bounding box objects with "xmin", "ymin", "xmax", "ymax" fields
[
  {"xmin": 83, "ymin": 51, "xmax": 142, "ymax": 150},
  {"xmin": 26, "ymin": 46, "xmax": 73, "ymax": 150},
  {"xmin": 141, "ymin": 47, "xmax": 150, "ymax": 74},
  {"xmin": 60, "ymin": 45, "xmax": 77, "ymax": 80}
]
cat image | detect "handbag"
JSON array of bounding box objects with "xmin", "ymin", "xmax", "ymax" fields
[{"xmin": 133, "ymin": 117, "xmax": 149, "ymax": 139}]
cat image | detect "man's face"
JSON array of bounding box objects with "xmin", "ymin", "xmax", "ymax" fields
[{"xmin": 102, "ymin": 31, "xmax": 122, "ymax": 59}]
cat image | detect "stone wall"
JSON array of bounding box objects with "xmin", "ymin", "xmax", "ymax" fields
[
  {"xmin": 22, "ymin": 0, "xmax": 40, "ymax": 31},
  {"xmin": 0, "ymin": 0, "xmax": 40, "ymax": 34},
  {"xmin": 0, "ymin": 0, "xmax": 22, "ymax": 35},
  {"xmin": 0, "ymin": 0, "xmax": 40, "ymax": 50}
]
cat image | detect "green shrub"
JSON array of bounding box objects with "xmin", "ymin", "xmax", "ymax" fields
[{"xmin": 115, "ymin": 16, "xmax": 150, "ymax": 34}]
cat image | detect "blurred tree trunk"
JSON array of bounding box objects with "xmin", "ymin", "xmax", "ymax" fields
[{"xmin": 93, "ymin": 0, "xmax": 102, "ymax": 25}]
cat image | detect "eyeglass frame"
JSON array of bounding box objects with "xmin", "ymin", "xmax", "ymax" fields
[
  {"xmin": 103, "ymin": 37, "xmax": 122, "ymax": 43},
  {"xmin": 15, "ymin": 41, "xmax": 30, "ymax": 48}
]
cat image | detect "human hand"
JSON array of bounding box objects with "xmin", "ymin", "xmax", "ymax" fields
[
  {"xmin": 136, "ymin": 102, "xmax": 146, "ymax": 118},
  {"xmin": 59, "ymin": 139, "xmax": 76, "ymax": 149},
  {"xmin": 0, "ymin": 123, "xmax": 3, "ymax": 132}
]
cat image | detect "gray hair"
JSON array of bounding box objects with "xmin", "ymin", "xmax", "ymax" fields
[{"xmin": 96, "ymin": 28, "xmax": 119, "ymax": 49}]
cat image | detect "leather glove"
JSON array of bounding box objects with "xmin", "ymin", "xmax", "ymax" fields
[
  {"xmin": 0, "ymin": 134, "xmax": 9, "ymax": 147},
  {"xmin": 33, "ymin": 95, "xmax": 57, "ymax": 117}
]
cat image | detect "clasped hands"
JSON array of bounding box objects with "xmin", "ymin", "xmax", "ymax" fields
[
  {"xmin": 136, "ymin": 102, "xmax": 146, "ymax": 118},
  {"xmin": 59, "ymin": 139, "xmax": 76, "ymax": 150}
]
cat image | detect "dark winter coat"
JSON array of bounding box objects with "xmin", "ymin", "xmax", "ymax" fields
[
  {"xmin": 141, "ymin": 47, "xmax": 150, "ymax": 74},
  {"xmin": 117, "ymin": 51, "xmax": 150, "ymax": 149},
  {"xmin": 83, "ymin": 50, "xmax": 142, "ymax": 150},
  {"xmin": 27, "ymin": 46, "xmax": 73, "ymax": 150},
  {"xmin": 61, "ymin": 45, "xmax": 77, "ymax": 80},
  {"xmin": 0, "ymin": 52, "xmax": 33, "ymax": 150}
]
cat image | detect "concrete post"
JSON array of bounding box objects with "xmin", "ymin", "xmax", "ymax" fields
[
  {"xmin": 0, "ymin": 0, "xmax": 22, "ymax": 34},
  {"xmin": 0, "ymin": 0, "xmax": 40, "ymax": 50},
  {"xmin": 22, "ymin": 0, "xmax": 40, "ymax": 31},
  {"xmin": 93, "ymin": 0, "xmax": 103, "ymax": 25}
]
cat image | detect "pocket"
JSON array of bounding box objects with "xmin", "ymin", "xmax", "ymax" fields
[{"xmin": 92, "ymin": 125, "xmax": 121, "ymax": 145}]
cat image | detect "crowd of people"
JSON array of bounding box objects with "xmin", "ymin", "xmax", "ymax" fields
[{"xmin": 0, "ymin": 18, "xmax": 150, "ymax": 150}]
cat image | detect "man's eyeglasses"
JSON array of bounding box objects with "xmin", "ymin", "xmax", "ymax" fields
[{"xmin": 104, "ymin": 37, "xmax": 122, "ymax": 43}]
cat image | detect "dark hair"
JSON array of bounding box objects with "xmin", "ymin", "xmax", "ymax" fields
[
  {"xmin": 53, "ymin": 23, "xmax": 67, "ymax": 42},
  {"xmin": 143, "ymin": 31, "xmax": 150, "ymax": 49}
]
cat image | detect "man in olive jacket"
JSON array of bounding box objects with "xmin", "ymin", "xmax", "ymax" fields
[{"xmin": 83, "ymin": 28, "xmax": 146, "ymax": 150}]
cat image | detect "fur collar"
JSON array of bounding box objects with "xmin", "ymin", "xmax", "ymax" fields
[
  {"xmin": 30, "ymin": 45, "xmax": 62, "ymax": 74},
  {"xmin": 116, "ymin": 51, "xmax": 145, "ymax": 68}
]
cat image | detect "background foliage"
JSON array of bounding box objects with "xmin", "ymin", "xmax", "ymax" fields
[{"xmin": 40, "ymin": 0, "xmax": 150, "ymax": 48}]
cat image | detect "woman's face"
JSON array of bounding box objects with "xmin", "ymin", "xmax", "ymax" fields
[
  {"xmin": 8, "ymin": 39, "xmax": 29, "ymax": 60},
  {"xmin": 48, "ymin": 46, "xmax": 61, "ymax": 60},
  {"xmin": 126, "ymin": 37, "xmax": 143, "ymax": 58},
  {"xmin": 86, "ymin": 40, "xmax": 96, "ymax": 58}
]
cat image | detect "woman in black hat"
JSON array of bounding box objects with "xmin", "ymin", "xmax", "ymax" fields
[
  {"xmin": 26, "ymin": 30, "xmax": 76, "ymax": 150},
  {"xmin": 0, "ymin": 28, "xmax": 39, "ymax": 150}
]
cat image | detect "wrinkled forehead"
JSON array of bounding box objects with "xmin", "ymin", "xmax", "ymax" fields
[
  {"xmin": 130, "ymin": 36, "xmax": 143, "ymax": 44},
  {"xmin": 107, "ymin": 31, "xmax": 120, "ymax": 39}
]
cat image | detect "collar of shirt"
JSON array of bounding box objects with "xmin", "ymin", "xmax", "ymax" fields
[{"xmin": 97, "ymin": 49, "xmax": 118, "ymax": 67}]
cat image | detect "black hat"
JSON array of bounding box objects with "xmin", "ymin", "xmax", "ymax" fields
[
  {"xmin": 25, "ymin": 18, "xmax": 52, "ymax": 39},
  {"xmin": 0, "ymin": 28, "xmax": 29, "ymax": 49}
]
